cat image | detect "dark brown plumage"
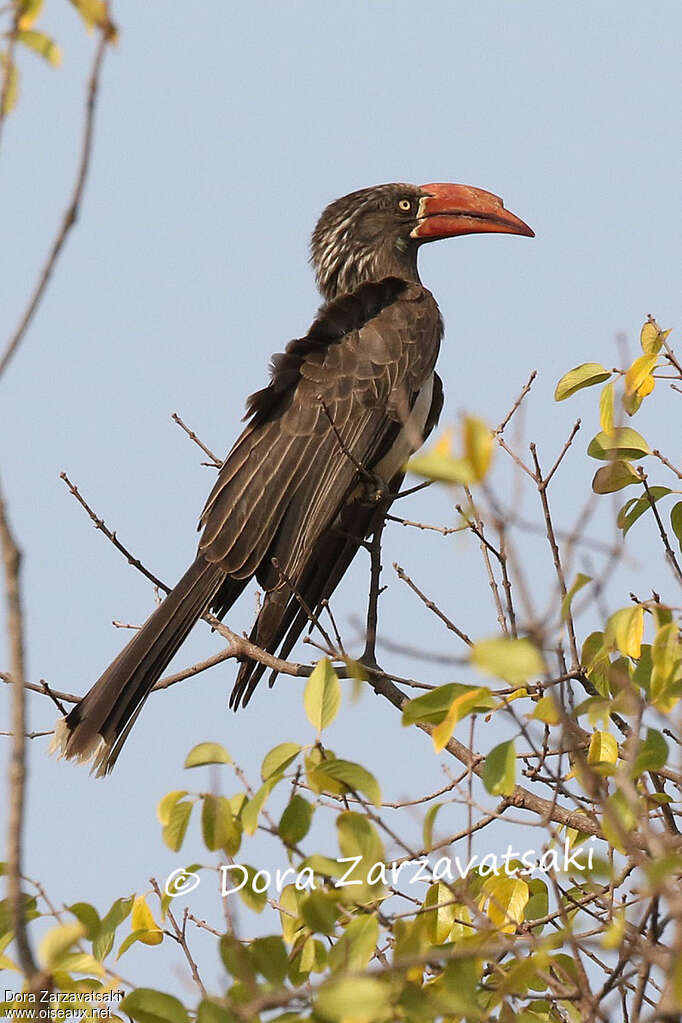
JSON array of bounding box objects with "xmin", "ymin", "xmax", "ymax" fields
[{"xmin": 53, "ymin": 181, "xmax": 532, "ymax": 775}]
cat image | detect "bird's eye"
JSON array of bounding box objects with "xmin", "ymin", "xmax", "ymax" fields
[{"xmin": 398, "ymin": 198, "xmax": 412, "ymax": 212}]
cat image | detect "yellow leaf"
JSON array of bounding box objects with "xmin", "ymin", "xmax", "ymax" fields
[
  {"xmin": 554, "ymin": 363, "xmax": 611, "ymax": 401},
  {"xmin": 431, "ymin": 686, "xmax": 491, "ymax": 752},
  {"xmin": 0, "ymin": 54, "xmax": 19, "ymax": 115},
  {"xmin": 529, "ymin": 694, "xmax": 560, "ymax": 725},
  {"xmin": 480, "ymin": 876, "xmax": 529, "ymax": 933},
  {"xmin": 434, "ymin": 427, "xmax": 454, "ymax": 455},
  {"xmin": 599, "ymin": 381, "xmax": 614, "ymax": 434},
  {"xmin": 606, "ymin": 606, "xmax": 644, "ymax": 659},
  {"xmin": 38, "ymin": 923, "xmax": 85, "ymax": 969},
  {"xmin": 18, "ymin": 0, "xmax": 44, "ymax": 30},
  {"xmin": 463, "ymin": 415, "xmax": 493, "ymax": 481},
  {"xmin": 637, "ymin": 374, "xmax": 655, "ymax": 397},
  {"xmin": 130, "ymin": 896, "xmax": 163, "ymax": 946},
  {"xmin": 624, "ymin": 354, "xmax": 659, "ymax": 396},
  {"xmin": 640, "ymin": 318, "xmax": 671, "ymax": 355},
  {"xmin": 17, "ymin": 29, "xmax": 61, "ymax": 66},
  {"xmin": 587, "ymin": 730, "xmax": 618, "ymax": 766}
]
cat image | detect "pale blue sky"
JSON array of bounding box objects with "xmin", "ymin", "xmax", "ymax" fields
[{"xmin": 1, "ymin": 0, "xmax": 681, "ymax": 996}]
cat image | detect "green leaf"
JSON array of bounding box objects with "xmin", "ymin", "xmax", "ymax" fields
[
  {"xmin": 17, "ymin": 29, "xmax": 61, "ymax": 66},
  {"xmin": 431, "ymin": 685, "xmax": 495, "ymax": 751},
  {"xmin": 592, "ymin": 461, "xmax": 640, "ymax": 494},
  {"xmin": 422, "ymin": 882, "xmax": 458, "ymax": 943},
  {"xmin": 587, "ymin": 427, "xmax": 650, "ymax": 461},
  {"xmin": 157, "ymin": 789, "xmax": 188, "ymax": 825},
  {"xmin": 304, "ymin": 658, "xmax": 341, "ymax": 731},
  {"xmin": 301, "ymin": 891, "xmax": 339, "ymax": 935},
  {"xmin": 617, "ymin": 488, "xmax": 672, "ymax": 535},
  {"xmin": 261, "ymin": 742, "xmax": 301, "ymax": 781},
  {"xmin": 482, "ymin": 740, "xmax": 516, "ymax": 796},
  {"xmin": 92, "ymin": 895, "xmax": 133, "ymax": 961},
  {"xmin": 402, "ymin": 682, "xmax": 493, "ymax": 726},
  {"xmin": 120, "ymin": 989, "xmax": 189, "ymax": 1023},
  {"xmin": 162, "ymin": 799, "xmax": 193, "ymax": 852},
  {"xmin": 219, "ymin": 934, "xmax": 254, "ymax": 981},
  {"xmin": 631, "ymin": 728, "xmax": 669, "ymax": 777},
  {"xmin": 561, "ymin": 573, "xmax": 592, "ymax": 621},
  {"xmin": 66, "ymin": 902, "xmax": 101, "ymax": 940},
  {"xmin": 671, "ymin": 503, "xmax": 682, "ymax": 551},
  {"xmin": 524, "ymin": 878, "xmax": 549, "ymax": 930},
  {"xmin": 201, "ymin": 794, "xmax": 240, "ymax": 851},
  {"xmin": 422, "ymin": 802, "xmax": 443, "ymax": 852},
  {"xmin": 196, "ymin": 1000, "xmax": 233, "ymax": 1023},
  {"xmin": 279, "ymin": 794, "xmax": 313, "ymax": 845},
  {"xmin": 184, "ymin": 742, "xmax": 231, "ymax": 768},
  {"xmin": 313, "ymin": 758, "xmax": 381, "ymax": 805},
  {"xmin": 236, "ymin": 865, "xmax": 267, "ymax": 913},
  {"xmin": 554, "ymin": 363, "xmax": 611, "ymax": 401},
  {"xmin": 471, "ymin": 637, "xmax": 546, "ymax": 685},
  {"xmin": 602, "ymin": 790, "xmax": 637, "ymax": 854},
  {"xmin": 328, "ymin": 915, "xmax": 378, "ymax": 973},
  {"xmin": 250, "ymin": 935, "xmax": 288, "ymax": 985},
  {"xmin": 315, "ymin": 977, "xmax": 390, "ymax": 1023},
  {"xmin": 117, "ymin": 927, "xmax": 162, "ymax": 959},
  {"xmin": 242, "ymin": 779, "xmax": 279, "ymax": 836}
]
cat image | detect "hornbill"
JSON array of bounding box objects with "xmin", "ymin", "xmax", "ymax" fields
[{"xmin": 53, "ymin": 181, "xmax": 533, "ymax": 775}]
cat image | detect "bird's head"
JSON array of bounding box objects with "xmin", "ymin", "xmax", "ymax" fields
[{"xmin": 311, "ymin": 181, "xmax": 534, "ymax": 300}]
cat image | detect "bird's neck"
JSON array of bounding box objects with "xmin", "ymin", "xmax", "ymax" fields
[{"xmin": 317, "ymin": 237, "xmax": 421, "ymax": 302}]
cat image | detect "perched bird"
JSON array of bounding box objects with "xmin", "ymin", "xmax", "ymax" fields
[{"xmin": 53, "ymin": 181, "xmax": 533, "ymax": 775}]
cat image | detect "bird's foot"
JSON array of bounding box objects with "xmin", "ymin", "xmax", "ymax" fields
[{"xmin": 362, "ymin": 471, "xmax": 389, "ymax": 505}]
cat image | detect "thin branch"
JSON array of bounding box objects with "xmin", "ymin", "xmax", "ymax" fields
[
  {"xmin": 149, "ymin": 878, "xmax": 206, "ymax": 997},
  {"xmin": 59, "ymin": 472, "xmax": 170, "ymax": 594},
  {"xmin": 171, "ymin": 412, "xmax": 222, "ymax": 468},
  {"xmin": 0, "ymin": 477, "xmax": 43, "ymax": 992},
  {"xmin": 637, "ymin": 468, "xmax": 682, "ymax": 586},
  {"xmin": 651, "ymin": 449, "xmax": 682, "ymax": 481},
  {"xmin": 0, "ymin": 20, "xmax": 114, "ymax": 379},
  {"xmin": 495, "ymin": 370, "xmax": 537, "ymax": 434},
  {"xmin": 393, "ymin": 562, "xmax": 472, "ymax": 646}
]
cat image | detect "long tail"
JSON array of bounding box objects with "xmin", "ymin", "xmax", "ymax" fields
[{"xmin": 52, "ymin": 555, "xmax": 227, "ymax": 776}]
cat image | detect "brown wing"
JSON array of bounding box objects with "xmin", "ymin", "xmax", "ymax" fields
[
  {"xmin": 228, "ymin": 372, "xmax": 443, "ymax": 708},
  {"xmin": 198, "ymin": 279, "xmax": 442, "ymax": 589}
]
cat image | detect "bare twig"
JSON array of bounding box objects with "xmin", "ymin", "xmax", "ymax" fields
[
  {"xmin": 0, "ymin": 20, "xmax": 114, "ymax": 379},
  {"xmin": 0, "ymin": 478, "xmax": 44, "ymax": 995},
  {"xmin": 59, "ymin": 472, "xmax": 170, "ymax": 594},
  {"xmin": 171, "ymin": 412, "xmax": 222, "ymax": 468},
  {"xmin": 637, "ymin": 468, "xmax": 682, "ymax": 586},
  {"xmin": 393, "ymin": 562, "xmax": 472, "ymax": 647},
  {"xmin": 495, "ymin": 370, "xmax": 537, "ymax": 434}
]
